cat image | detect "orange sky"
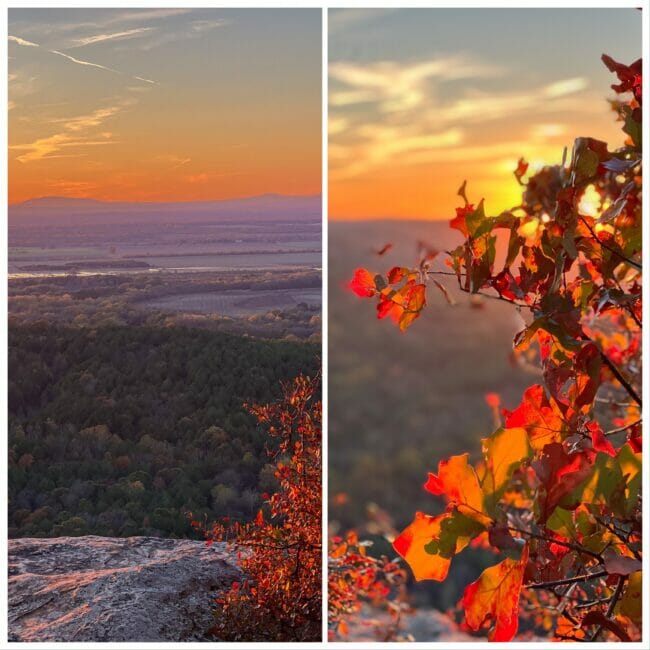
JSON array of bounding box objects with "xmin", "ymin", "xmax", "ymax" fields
[
  {"xmin": 8, "ymin": 8, "xmax": 321, "ymax": 204},
  {"xmin": 329, "ymin": 8, "xmax": 641, "ymax": 220}
]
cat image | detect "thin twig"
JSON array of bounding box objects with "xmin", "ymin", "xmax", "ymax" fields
[
  {"xmin": 508, "ymin": 527, "xmax": 604, "ymax": 563},
  {"xmin": 598, "ymin": 350, "xmax": 642, "ymax": 407},
  {"xmin": 589, "ymin": 574, "xmax": 626, "ymax": 641},
  {"xmin": 527, "ymin": 570, "xmax": 607, "ymax": 590},
  {"xmin": 580, "ymin": 216, "xmax": 642, "ymax": 271},
  {"xmin": 604, "ymin": 418, "xmax": 642, "ymax": 437}
]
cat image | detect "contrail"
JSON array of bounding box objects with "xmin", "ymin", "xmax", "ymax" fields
[
  {"xmin": 71, "ymin": 27, "xmax": 153, "ymax": 48},
  {"xmin": 9, "ymin": 35, "xmax": 39, "ymax": 47},
  {"xmin": 10, "ymin": 35, "xmax": 157, "ymax": 85},
  {"xmin": 50, "ymin": 50, "xmax": 118, "ymax": 73}
]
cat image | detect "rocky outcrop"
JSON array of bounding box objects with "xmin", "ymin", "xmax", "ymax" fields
[
  {"xmin": 346, "ymin": 605, "xmax": 473, "ymax": 642},
  {"xmin": 8, "ymin": 536, "xmax": 241, "ymax": 642}
]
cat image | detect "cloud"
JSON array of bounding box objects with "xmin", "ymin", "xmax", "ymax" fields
[
  {"xmin": 330, "ymin": 57, "xmax": 503, "ymax": 113},
  {"xmin": 10, "ymin": 100, "xmax": 128, "ymax": 163},
  {"xmin": 107, "ymin": 8, "xmax": 192, "ymax": 23},
  {"xmin": 9, "ymin": 35, "xmax": 39, "ymax": 47},
  {"xmin": 329, "ymin": 9, "xmax": 398, "ymax": 35},
  {"xmin": 10, "ymin": 133, "xmax": 115, "ymax": 163},
  {"xmin": 156, "ymin": 154, "xmax": 191, "ymax": 169},
  {"xmin": 190, "ymin": 19, "xmax": 229, "ymax": 32},
  {"xmin": 185, "ymin": 171, "xmax": 243, "ymax": 183},
  {"xmin": 50, "ymin": 49, "xmax": 118, "ymax": 73},
  {"xmin": 328, "ymin": 117, "xmax": 349, "ymax": 136},
  {"xmin": 330, "ymin": 54, "xmax": 595, "ymax": 181},
  {"xmin": 46, "ymin": 179, "xmax": 98, "ymax": 193},
  {"xmin": 133, "ymin": 76, "xmax": 157, "ymax": 85},
  {"xmin": 331, "ymin": 127, "xmax": 463, "ymax": 180},
  {"xmin": 531, "ymin": 123, "xmax": 567, "ymax": 138},
  {"xmin": 543, "ymin": 77, "xmax": 588, "ymax": 98},
  {"xmin": 70, "ymin": 27, "xmax": 153, "ymax": 48},
  {"xmin": 49, "ymin": 49, "xmax": 156, "ymax": 85},
  {"xmin": 50, "ymin": 105, "xmax": 126, "ymax": 132},
  {"xmin": 10, "ymin": 33, "xmax": 156, "ymax": 84}
]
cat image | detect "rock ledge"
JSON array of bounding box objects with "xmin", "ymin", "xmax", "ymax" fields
[{"xmin": 8, "ymin": 535, "xmax": 240, "ymax": 642}]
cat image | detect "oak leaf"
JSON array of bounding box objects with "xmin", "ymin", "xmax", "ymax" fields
[{"xmin": 462, "ymin": 544, "xmax": 529, "ymax": 641}]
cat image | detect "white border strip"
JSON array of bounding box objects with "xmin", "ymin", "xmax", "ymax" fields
[{"xmin": 2, "ymin": 1, "xmax": 648, "ymax": 649}]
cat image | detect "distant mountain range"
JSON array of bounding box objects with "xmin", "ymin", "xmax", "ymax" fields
[{"xmin": 9, "ymin": 194, "xmax": 322, "ymax": 226}]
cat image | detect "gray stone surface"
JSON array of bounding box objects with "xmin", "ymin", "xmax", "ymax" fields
[
  {"xmin": 346, "ymin": 605, "xmax": 474, "ymax": 642},
  {"xmin": 8, "ymin": 536, "xmax": 241, "ymax": 642}
]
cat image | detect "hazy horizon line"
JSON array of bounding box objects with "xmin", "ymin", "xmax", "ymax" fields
[
  {"xmin": 330, "ymin": 214, "xmax": 448, "ymax": 222},
  {"xmin": 9, "ymin": 191, "xmax": 323, "ymax": 207}
]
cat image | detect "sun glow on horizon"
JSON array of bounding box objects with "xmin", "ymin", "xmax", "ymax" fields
[
  {"xmin": 8, "ymin": 8, "xmax": 321, "ymax": 204},
  {"xmin": 328, "ymin": 8, "xmax": 640, "ymax": 221}
]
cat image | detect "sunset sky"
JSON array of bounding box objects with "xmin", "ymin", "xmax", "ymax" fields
[
  {"xmin": 8, "ymin": 8, "xmax": 321, "ymax": 204},
  {"xmin": 329, "ymin": 8, "xmax": 641, "ymax": 220}
]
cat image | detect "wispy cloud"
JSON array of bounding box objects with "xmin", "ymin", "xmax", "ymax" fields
[
  {"xmin": 544, "ymin": 77, "xmax": 588, "ymax": 98},
  {"xmin": 190, "ymin": 19, "xmax": 228, "ymax": 32},
  {"xmin": 9, "ymin": 34, "xmax": 157, "ymax": 84},
  {"xmin": 10, "ymin": 133, "xmax": 116, "ymax": 163},
  {"xmin": 9, "ymin": 34, "xmax": 39, "ymax": 47},
  {"xmin": 70, "ymin": 27, "xmax": 153, "ymax": 48},
  {"xmin": 330, "ymin": 57, "xmax": 503, "ymax": 114},
  {"xmin": 331, "ymin": 127, "xmax": 463, "ymax": 180},
  {"xmin": 329, "ymin": 9, "xmax": 398, "ymax": 35},
  {"xmin": 330, "ymin": 54, "xmax": 593, "ymax": 180},
  {"xmin": 185, "ymin": 171, "xmax": 243, "ymax": 184},
  {"xmin": 133, "ymin": 75, "xmax": 157, "ymax": 85},
  {"xmin": 50, "ymin": 49, "xmax": 118, "ymax": 73},
  {"xmin": 10, "ymin": 101, "xmax": 128, "ymax": 163},
  {"xmin": 156, "ymin": 154, "xmax": 192, "ymax": 169},
  {"xmin": 51, "ymin": 105, "xmax": 127, "ymax": 132},
  {"xmin": 46, "ymin": 178, "xmax": 98, "ymax": 193},
  {"xmin": 107, "ymin": 8, "xmax": 192, "ymax": 24}
]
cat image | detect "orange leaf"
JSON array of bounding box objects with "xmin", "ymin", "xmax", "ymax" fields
[
  {"xmin": 505, "ymin": 384, "xmax": 565, "ymax": 450},
  {"xmin": 450, "ymin": 203, "xmax": 474, "ymax": 237},
  {"xmin": 393, "ymin": 511, "xmax": 479, "ymax": 581},
  {"xmin": 424, "ymin": 453, "xmax": 488, "ymax": 524},
  {"xmin": 462, "ymin": 544, "xmax": 529, "ymax": 641}
]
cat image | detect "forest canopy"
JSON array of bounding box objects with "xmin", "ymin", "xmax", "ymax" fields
[{"xmin": 8, "ymin": 322, "xmax": 318, "ymax": 538}]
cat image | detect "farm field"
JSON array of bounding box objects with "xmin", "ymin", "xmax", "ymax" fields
[{"xmin": 140, "ymin": 287, "xmax": 321, "ymax": 316}]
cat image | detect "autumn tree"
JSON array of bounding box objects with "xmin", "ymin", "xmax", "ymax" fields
[
  {"xmin": 347, "ymin": 55, "xmax": 642, "ymax": 642},
  {"xmin": 329, "ymin": 519, "xmax": 410, "ymax": 641},
  {"xmin": 196, "ymin": 375, "xmax": 322, "ymax": 642}
]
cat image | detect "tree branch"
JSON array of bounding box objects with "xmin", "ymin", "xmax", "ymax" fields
[
  {"xmin": 589, "ymin": 575, "xmax": 626, "ymax": 641},
  {"xmin": 580, "ymin": 216, "xmax": 642, "ymax": 271},
  {"xmin": 508, "ymin": 527, "xmax": 603, "ymax": 563},
  {"xmin": 598, "ymin": 348, "xmax": 642, "ymax": 407},
  {"xmin": 526, "ymin": 570, "xmax": 607, "ymax": 590},
  {"xmin": 604, "ymin": 418, "xmax": 642, "ymax": 437}
]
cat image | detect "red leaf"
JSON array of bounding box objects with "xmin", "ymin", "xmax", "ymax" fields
[
  {"xmin": 587, "ymin": 421, "xmax": 616, "ymax": 457},
  {"xmin": 348, "ymin": 268, "xmax": 376, "ymax": 297},
  {"xmin": 532, "ymin": 443, "xmax": 595, "ymax": 521},
  {"xmin": 514, "ymin": 157, "xmax": 529, "ymax": 184},
  {"xmin": 504, "ymin": 385, "xmax": 564, "ymax": 450},
  {"xmin": 601, "ymin": 54, "xmax": 642, "ymax": 103},
  {"xmin": 462, "ymin": 544, "xmax": 528, "ymax": 641},
  {"xmin": 450, "ymin": 203, "xmax": 474, "ymax": 237},
  {"xmin": 376, "ymin": 243, "xmax": 393, "ymax": 256}
]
